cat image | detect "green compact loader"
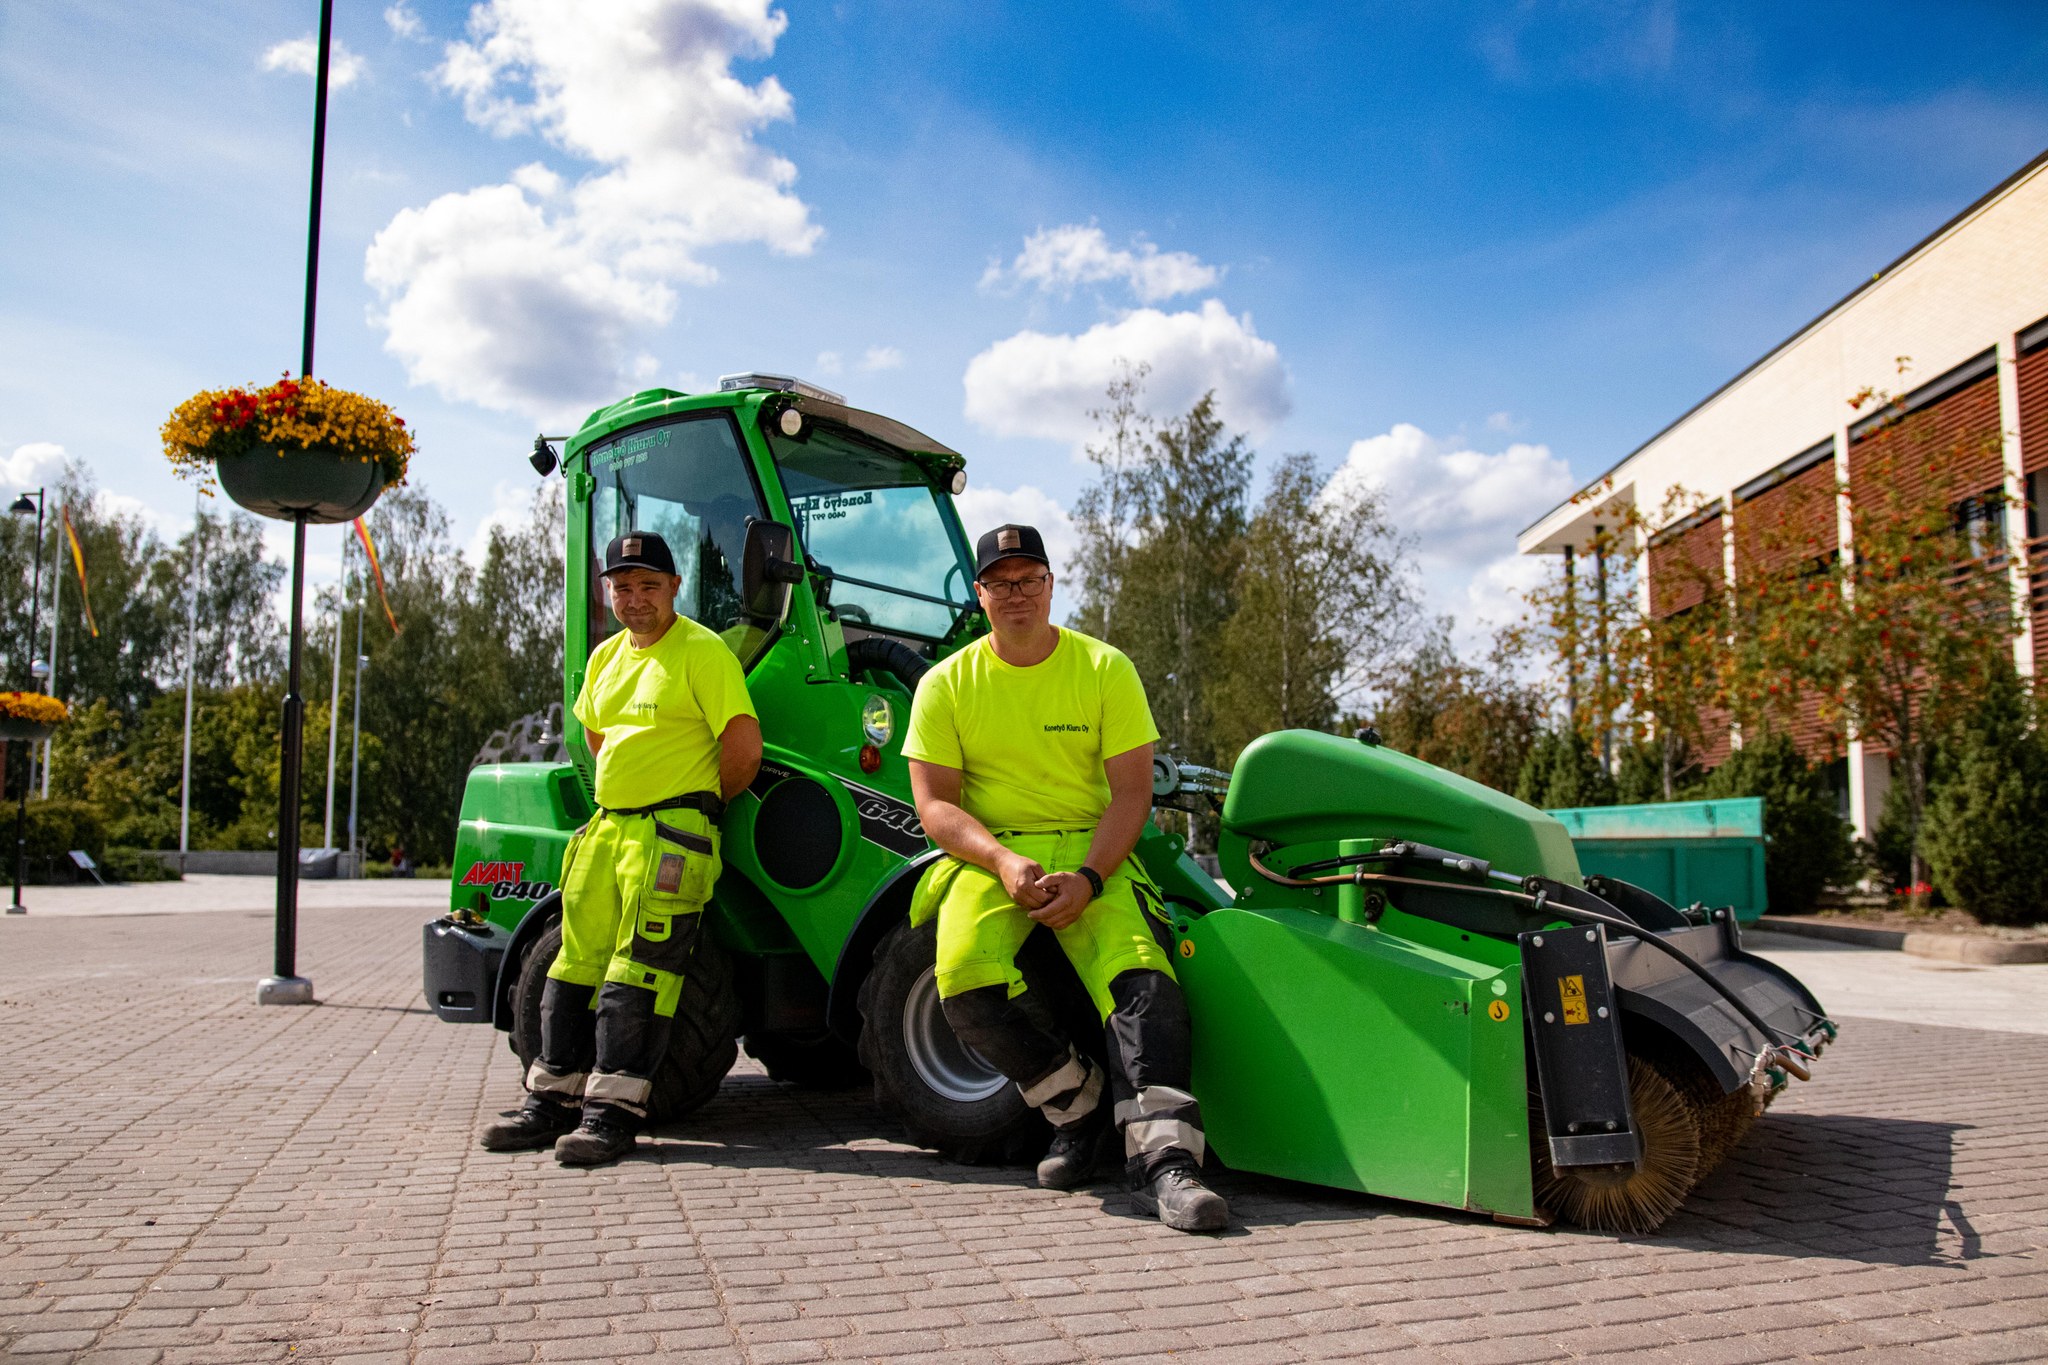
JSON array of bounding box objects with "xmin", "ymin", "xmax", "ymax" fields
[{"xmin": 424, "ymin": 374, "xmax": 1833, "ymax": 1233}]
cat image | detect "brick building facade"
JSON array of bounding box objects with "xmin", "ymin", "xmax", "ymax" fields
[{"xmin": 1519, "ymin": 149, "xmax": 2048, "ymax": 837}]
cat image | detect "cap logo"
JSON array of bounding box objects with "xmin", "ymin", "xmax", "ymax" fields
[
  {"xmin": 998, "ymin": 528, "xmax": 1020, "ymax": 550},
  {"xmin": 623, "ymin": 536, "xmax": 643, "ymax": 557}
]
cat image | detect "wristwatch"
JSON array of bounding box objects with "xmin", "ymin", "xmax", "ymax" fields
[{"xmin": 1076, "ymin": 866, "xmax": 1105, "ymax": 901}]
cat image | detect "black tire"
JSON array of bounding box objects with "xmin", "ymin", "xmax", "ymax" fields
[
  {"xmin": 510, "ymin": 920, "xmax": 741, "ymax": 1126},
  {"xmin": 856, "ymin": 917, "xmax": 1044, "ymax": 1164},
  {"xmin": 742, "ymin": 1030, "xmax": 870, "ymax": 1089}
]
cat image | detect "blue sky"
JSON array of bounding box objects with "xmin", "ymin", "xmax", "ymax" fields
[{"xmin": 4, "ymin": 0, "xmax": 2046, "ymax": 627}]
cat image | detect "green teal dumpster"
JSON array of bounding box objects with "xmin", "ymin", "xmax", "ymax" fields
[{"xmin": 1547, "ymin": 797, "xmax": 1769, "ymax": 924}]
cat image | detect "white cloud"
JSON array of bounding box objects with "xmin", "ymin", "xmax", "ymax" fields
[
  {"xmin": 4, "ymin": 443, "xmax": 69, "ymax": 490},
  {"xmin": 815, "ymin": 350, "xmax": 843, "ymax": 376},
  {"xmin": 384, "ymin": 3, "xmax": 425, "ymax": 40},
  {"xmin": 1326, "ymin": 422, "xmax": 1575, "ymax": 647},
  {"xmin": 860, "ymin": 345, "xmax": 902, "ymax": 372},
  {"xmin": 983, "ymin": 223, "xmax": 1220, "ymax": 304},
  {"xmin": 261, "ymin": 36, "xmax": 367, "ymax": 88},
  {"xmin": 953, "ymin": 483, "xmax": 1079, "ymax": 616},
  {"xmin": 466, "ymin": 480, "xmax": 537, "ymax": 565},
  {"xmin": 963, "ymin": 300, "xmax": 1288, "ymax": 445},
  {"xmin": 365, "ymin": 0, "xmax": 820, "ymax": 421}
]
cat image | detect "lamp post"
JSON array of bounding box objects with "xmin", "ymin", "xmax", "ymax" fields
[
  {"xmin": 257, "ymin": 0, "xmax": 335, "ymax": 1006},
  {"xmin": 8, "ymin": 488, "xmax": 46, "ymax": 915}
]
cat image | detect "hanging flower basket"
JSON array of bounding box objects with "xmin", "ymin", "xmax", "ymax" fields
[
  {"xmin": 161, "ymin": 376, "xmax": 416, "ymax": 525},
  {"xmin": 0, "ymin": 692, "xmax": 67, "ymax": 743}
]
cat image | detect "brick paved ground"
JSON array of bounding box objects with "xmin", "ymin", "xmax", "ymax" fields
[{"xmin": 2, "ymin": 903, "xmax": 2044, "ymax": 1365}]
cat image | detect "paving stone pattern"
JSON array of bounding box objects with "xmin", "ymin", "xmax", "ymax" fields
[{"xmin": 2, "ymin": 904, "xmax": 2044, "ymax": 1364}]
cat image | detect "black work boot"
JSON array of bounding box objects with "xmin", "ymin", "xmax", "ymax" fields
[
  {"xmin": 478, "ymin": 1094, "xmax": 580, "ymax": 1152},
  {"xmin": 1036, "ymin": 1105, "xmax": 1112, "ymax": 1190},
  {"xmin": 1132, "ymin": 1164, "xmax": 1229, "ymax": 1233},
  {"xmin": 553, "ymin": 1106, "xmax": 639, "ymax": 1167}
]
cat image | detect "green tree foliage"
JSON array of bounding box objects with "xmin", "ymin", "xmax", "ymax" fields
[
  {"xmin": 2, "ymin": 457, "xmax": 562, "ymax": 866},
  {"xmin": 1372, "ymin": 628, "xmax": 1543, "ymax": 794},
  {"xmin": 1208, "ymin": 454, "xmax": 1413, "ymax": 760},
  {"xmin": 1514, "ymin": 729, "xmax": 1617, "ymax": 809},
  {"xmin": 1921, "ymin": 671, "xmax": 2048, "ymax": 926},
  {"xmin": 1695, "ymin": 734, "xmax": 1855, "ymax": 915}
]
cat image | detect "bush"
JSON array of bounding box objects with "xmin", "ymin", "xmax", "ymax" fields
[
  {"xmin": 1697, "ymin": 734, "xmax": 1855, "ymax": 915},
  {"xmin": 103, "ymin": 848, "xmax": 180, "ymax": 882},
  {"xmin": 1515, "ymin": 730, "xmax": 1616, "ymax": 809},
  {"xmin": 23, "ymin": 797, "xmax": 106, "ymax": 867},
  {"xmin": 1922, "ymin": 675, "xmax": 2048, "ymax": 927}
]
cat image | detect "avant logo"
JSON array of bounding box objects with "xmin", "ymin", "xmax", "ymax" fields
[{"xmin": 460, "ymin": 860, "xmax": 554, "ymax": 902}]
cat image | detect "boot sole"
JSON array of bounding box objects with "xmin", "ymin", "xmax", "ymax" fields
[
  {"xmin": 553, "ymin": 1140, "xmax": 637, "ymax": 1167},
  {"xmin": 478, "ymin": 1131, "xmax": 571, "ymax": 1153},
  {"xmin": 1131, "ymin": 1190, "xmax": 1229, "ymax": 1233}
]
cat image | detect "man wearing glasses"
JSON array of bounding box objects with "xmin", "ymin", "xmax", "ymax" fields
[{"xmin": 903, "ymin": 524, "xmax": 1227, "ymax": 1232}]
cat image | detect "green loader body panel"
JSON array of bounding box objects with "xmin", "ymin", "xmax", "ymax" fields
[
  {"xmin": 450, "ymin": 762, "xmax": 592, "ymax": 929},
  {"xmin": 1219, "ymin": 730, "xmax": 1582, "ymax": 890},
  {"xmin": 1179, "ymin": 905, "xmax": 1534, "ymax": 1219}
]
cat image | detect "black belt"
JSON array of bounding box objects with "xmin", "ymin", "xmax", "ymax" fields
[{"xmin": 600, "ymin": 790, "xmax": 725, "ymax": 821}]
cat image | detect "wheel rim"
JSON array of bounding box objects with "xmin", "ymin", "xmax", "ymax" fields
[{"xmin": 902, "ymin": 965, "xmax": 1009, "ymax": 1103}]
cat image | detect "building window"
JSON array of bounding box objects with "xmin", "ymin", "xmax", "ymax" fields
[{"xmin": 1951, "ymin": 487, "xmax": 2008, "ymax": 564}]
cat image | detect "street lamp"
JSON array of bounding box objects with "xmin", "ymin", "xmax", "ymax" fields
[{"xmin": 8, "ymin": 488, "xmax": 45, "ymax": 916}]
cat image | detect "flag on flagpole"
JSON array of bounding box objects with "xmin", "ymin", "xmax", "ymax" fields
[
  {"xmin": 61, "ymin": 507, "xmax": 98, "ymax": 639},
  {"xmin": 353, "ymin": 517, "xmax": 401, "ymax": 635}
]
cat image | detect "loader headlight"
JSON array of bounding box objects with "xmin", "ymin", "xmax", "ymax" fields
[{"xmin": 861, "ymin": 694, "xmax": 894, "ymax": 747}]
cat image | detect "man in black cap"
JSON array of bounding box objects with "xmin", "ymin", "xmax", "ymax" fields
[
  {"xmin": 901, "ymin": 524, "xmax": 1227, "ymax": 1232},
  {"xmin": 480, "ymin": 530, "xmax": 761, "ymax": 1165}
]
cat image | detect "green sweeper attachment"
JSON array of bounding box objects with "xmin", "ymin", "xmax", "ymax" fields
[
  {"xmin": 424, "ymin": 378, "xmax": 1833, "ymax": 1237},
  {"xmin": 1182, "ymin": 728, "xmax": 1835, "ymax": 1233}
]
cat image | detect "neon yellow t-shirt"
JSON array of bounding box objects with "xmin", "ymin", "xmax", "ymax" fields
[
  {"xmin": 904, "ymin": 628, "xmax": 1159, "ymax": 833},
  {"xmin": 573, "ymin": 616, "xmax": 756, "ymax": 810}
]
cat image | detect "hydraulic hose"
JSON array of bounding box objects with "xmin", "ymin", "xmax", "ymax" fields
[{"xmin": 845, "ymin": 635, "xmax": 930, "ymax": 692}]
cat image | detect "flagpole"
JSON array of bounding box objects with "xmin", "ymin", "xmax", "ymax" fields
[
  {"xmin": 41, "ymin": 504, "xmax": 60, "ymax": 798},
  {"xmin": 348, "ymin": 530, "xmax": 365, "ymax": 878},
  {"xmin": 324, "ymin": 532, "xmax": 345, "ymax": 852},
  {"xmin": 181, "ymin": 498, "xmax": 200, "ymax": 864}
]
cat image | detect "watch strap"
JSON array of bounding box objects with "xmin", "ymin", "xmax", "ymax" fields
[{"xmin": 1077, "ymin": 866, "xmax": 1105, "ymax": 901}]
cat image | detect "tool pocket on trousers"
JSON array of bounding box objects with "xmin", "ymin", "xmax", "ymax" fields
[
  {"xmin": 648, "ymin": 818, "xmax": 718, "ymax": 906},
  {"xmin": 631, "ymin": 903, "xmax": 703, "ymax": 975}
]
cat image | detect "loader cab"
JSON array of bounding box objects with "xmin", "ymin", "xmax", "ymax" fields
[{"xmin": 553, "ymin": 377, "xmax": 981, "ymax": 987}]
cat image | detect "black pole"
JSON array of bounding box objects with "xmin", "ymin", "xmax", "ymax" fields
[
  {"xmin": 10, "ymin": 493, "xmax": 44, "ymax": 915},
  {"xmin": 260, "ymin": 0, "xmax": 332, "ymax": 1002},
  {"xmin": 274, "ymin": 514, "xmax": 308, "ymax": 979},
  {"xmin": 301, "ymin": 0, "xmax": 333, "ymax": 380}
]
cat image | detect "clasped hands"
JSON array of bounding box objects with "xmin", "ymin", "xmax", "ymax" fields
[{"xmin": 998, "ymin": 853, "xmax": 1095, "ymax": 931}]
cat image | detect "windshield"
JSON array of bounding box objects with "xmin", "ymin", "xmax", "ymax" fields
[
  {"xmin": 585, "ymin": 412, "xmax": 772, "ymax": 666},
  {"xmin": 771, "ymin": 431, "xmax": 972, "ymax": 641}
]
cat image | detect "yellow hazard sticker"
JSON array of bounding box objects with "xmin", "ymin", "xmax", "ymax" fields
[
  {"xmin": 1179, "ymin": 939, "xmax": 1195, "ymax": 958},
  {"xmin": 1487, "ymin": 999, "xmax": 1511, "ymax": 1023},
  {"xmin": 1559, "ymin": 974, "xmax": 1589, "ymax": 1025}
]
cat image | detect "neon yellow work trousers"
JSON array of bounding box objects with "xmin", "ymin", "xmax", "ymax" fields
[
  {"xmin": 912, "ymin": 829, "xmax": 1176, "ymax": 1020},
  {"xmin": 549, "ymin": 807, "xmax": 721, "ymax": 1018}
]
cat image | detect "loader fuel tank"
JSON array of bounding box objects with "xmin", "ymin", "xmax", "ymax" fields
[{"xmin": 1219, "ymin": 730, "xmax": 1582, "ymax": 886}]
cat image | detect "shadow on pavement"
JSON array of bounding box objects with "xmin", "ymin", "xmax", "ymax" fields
[
  {"xmin": 607, "ymin": 1076, "xmax": 1979, "ymax": 1262},
  {"xmin": 1655, "ymin": 1111, "xmax": 1976, "ymax": 1267}
]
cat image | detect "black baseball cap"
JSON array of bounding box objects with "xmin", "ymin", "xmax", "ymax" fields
[
  {"xmin": 601, "ymin": 530, "xmax": 678, "ymax": 577},
  {"xmin": 974, "ymin": 523, "xmax": 1050, "ymax": 579}
]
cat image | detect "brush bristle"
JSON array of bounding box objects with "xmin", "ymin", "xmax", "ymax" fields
[{"xmin": 1534, "ymin": 1055, "xmax": 1703, "ymax": 1235}]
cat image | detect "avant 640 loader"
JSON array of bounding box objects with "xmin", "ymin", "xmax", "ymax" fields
[{"xmin": 424, "ymin": 374, "xmax": 1833, "ymax": 1233}]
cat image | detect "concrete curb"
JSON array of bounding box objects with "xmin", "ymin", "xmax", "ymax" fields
[{"xmin": 1757, "ymin": 915, "xmax": 2048, "ymax": 964}]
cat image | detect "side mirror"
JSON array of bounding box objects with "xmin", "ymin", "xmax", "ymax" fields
[{"xmin": 741, "ymin": 517, "xmax": 803, "ymax": 625}]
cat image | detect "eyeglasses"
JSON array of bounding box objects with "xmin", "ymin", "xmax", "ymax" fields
[{"xmin": 977, "ymin": 572, "xmax": 1050, "ymax": 600}]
